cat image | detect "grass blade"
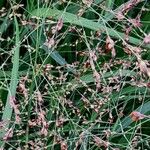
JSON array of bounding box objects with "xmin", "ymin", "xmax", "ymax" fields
[
  {"xmin": 114, "ymin": 101, "xmax": 150, "ymax": 133},
  {"xmin": 31, "ymin": 8, "xmax": 150, "ymax": 49},
  {"xmin": 0, "ymin": 16, "xmax": 20, "ymax": 147}
]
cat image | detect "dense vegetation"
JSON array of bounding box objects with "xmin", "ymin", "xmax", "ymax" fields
[{"xmin": 0, "ymin": 0, "xmax": 150, "ymax": 149}]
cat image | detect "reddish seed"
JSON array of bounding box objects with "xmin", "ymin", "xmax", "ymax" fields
[
  {"xmin": 56, "ymin": 18, "xmax": 63, "ymax": 31},
  {"xmin": 147, "ymin": 82, "xmax": 150, "ymax": 88},
  {"xmin": 130, "ymin": 111, "xmax": 145, "ymax": 121}
]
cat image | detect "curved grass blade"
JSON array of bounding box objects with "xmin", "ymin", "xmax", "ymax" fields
[{"xmin": 31, "ymin": 8, "xmax": 150, "ymax": 49}]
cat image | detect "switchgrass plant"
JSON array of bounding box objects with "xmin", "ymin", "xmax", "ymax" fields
[{"xmin": 0, "ymin": 0, "xmax": 150, "ymax": 149}]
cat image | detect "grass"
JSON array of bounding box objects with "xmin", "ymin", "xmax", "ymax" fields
[
  {"xmin": 0, "ymin": 15, "xmax": 20, "ymax": 147},
  {"xmin": 0, "ymin": 0, "xmax": 150, "ymax": 149}
]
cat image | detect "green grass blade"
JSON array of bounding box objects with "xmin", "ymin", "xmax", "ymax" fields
[
  {"xmin": 0, "ymin": 10, "xmax": 11, "ymax": 35},
  {"xmin": 103, "ymin": 0, "xmax": 115, "ymax": 16},
  {"xmin": 0, "ymin": 16, "xmax": 20, "ymax": 147},
  {"xmin": 79, "ymin": 69, "xmax": 136, "ymax": 84},
  {"xmin": 114, "ymin": 101, "xmax": 150, "ymax": 133},
  {"xmin": 31, "ymin": 8, "xmax": 150, "ymax": 49}
]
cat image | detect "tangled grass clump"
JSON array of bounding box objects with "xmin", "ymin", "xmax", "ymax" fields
[{"xmin": 0, "ymin": 0, "xmax": 150, "ymax": 149}]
